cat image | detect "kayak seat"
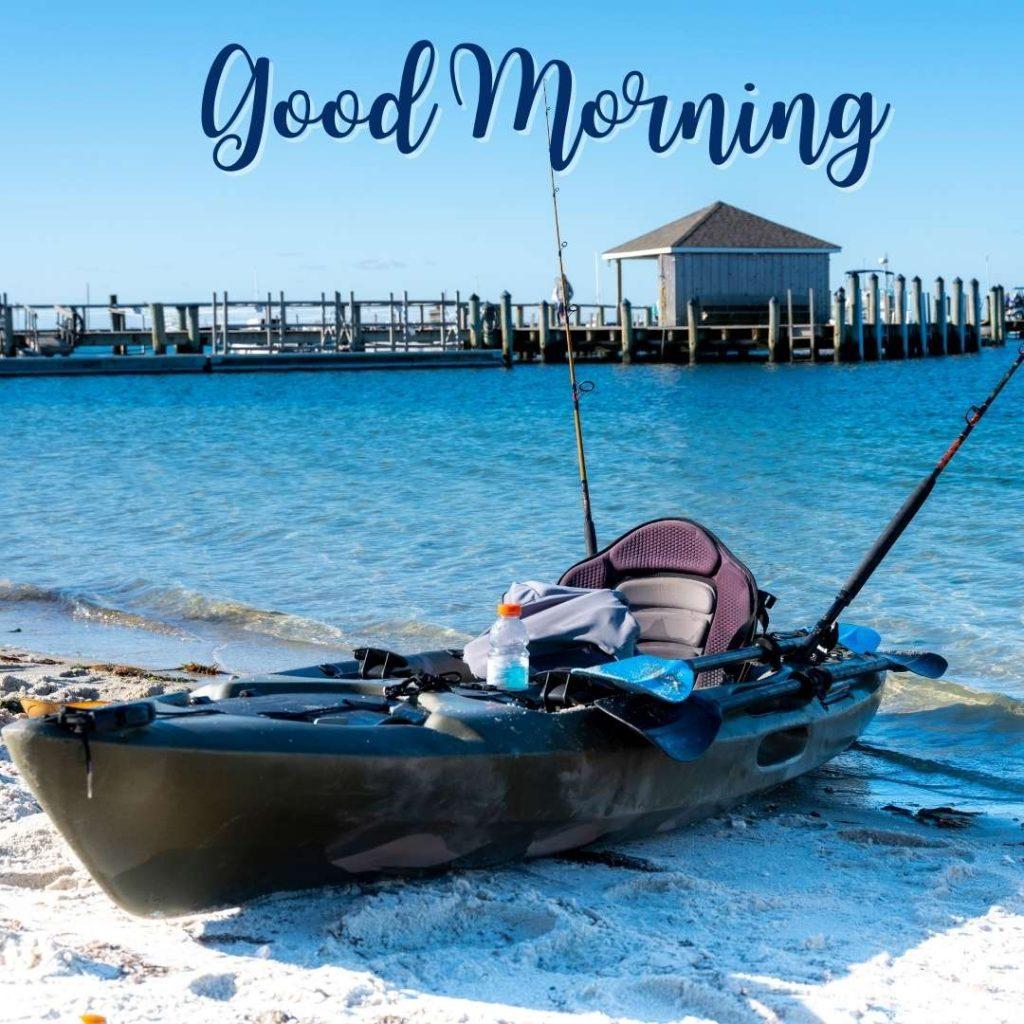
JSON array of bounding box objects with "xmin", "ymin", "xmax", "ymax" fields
[{"xmin": 558, "ymin": 518, "xmax": 759, "ymax": 685}]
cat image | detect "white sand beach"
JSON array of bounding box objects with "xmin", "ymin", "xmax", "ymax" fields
[{"xmin": 2, "ymin": 646, "xmax": 1022, "ymax": 1024}]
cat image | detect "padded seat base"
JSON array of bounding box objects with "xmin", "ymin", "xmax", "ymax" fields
[{"xmin": 616, "ymin": 575, "xmax": 715, "ymax": 661}]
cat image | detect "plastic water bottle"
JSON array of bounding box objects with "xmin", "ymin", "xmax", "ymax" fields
[{"xmin": 486, "ymin": 602, "xmax": 530, "ymax": 691}]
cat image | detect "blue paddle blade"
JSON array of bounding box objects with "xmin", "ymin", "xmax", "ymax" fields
[
  {"xmin": 836, "ymin": 623, "xmax": 881, "ymax": 654},
  {"xmin": 574, "ymin": 655, "xmax": 696, "ymax": 704},
  {"xmin": 878, "ymin": 649, "xmax": 947, "ymax": 679},
  {"xmin": 594, "ymin": 692, "xmax": 722, "ymax": 761}
]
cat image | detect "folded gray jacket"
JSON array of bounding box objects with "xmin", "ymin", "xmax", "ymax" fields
[{"xmin": 463, "ymin": 580, "xmax": 640, "ymax": 680}]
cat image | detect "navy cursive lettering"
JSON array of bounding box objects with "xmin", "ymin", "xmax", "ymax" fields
[{"xmin": 201, "ymin": 40, "xmax": 891, "ymax": 188}]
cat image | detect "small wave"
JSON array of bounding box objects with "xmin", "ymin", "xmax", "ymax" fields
[
  {"xmin": 883, "ymin": 672, "xmax": 1024, "ymax": 718},
  {"xmin": 852, "ymin": 740, "xmax": 1024, "ymax": 797},
  {"xmin": 0, "ymin": 578, "xmax": 350, "ymax": 648},
  {"xmin": 864, "ymin": 678, "xmax": 1024, "ymax": 800},
  {"xmin": 0, "ymin": 580, "xmax": 184, "ymax": 637},
  {"xmin": 0, "ymin": 579, "xmax": 476, "ymax": 663},
  {"xmin": 103, "ymin": 580, "xmax": 352, "ymax": 646}
]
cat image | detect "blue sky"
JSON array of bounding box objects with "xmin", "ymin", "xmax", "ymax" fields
[{"xmin": 1, "ymin": 1, "xmax": 1021, "ymax": 306}]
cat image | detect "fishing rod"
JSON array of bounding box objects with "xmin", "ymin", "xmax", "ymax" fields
[
  {"xmin": 542, "ymin": 81, "xmax": 598, "ymax": 557},
  {"xmin": 800, "ymin": 341, "xmax": 1024, "ymax": 660}
]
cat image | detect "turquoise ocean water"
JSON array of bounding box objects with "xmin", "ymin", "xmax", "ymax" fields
[{"xmin": 2, "ymin": 350, "xmax": 1022, "ymax": 814}]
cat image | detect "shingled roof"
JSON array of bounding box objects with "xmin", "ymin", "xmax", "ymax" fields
[{"xmin": 603, "ymin": 201, "xmax": 840, "ymax": 257}]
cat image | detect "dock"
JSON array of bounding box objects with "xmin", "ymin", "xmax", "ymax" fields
[
  {"xmin": 508, "ymin": 275, "xmax": 1010, "ymax": 364},
  {"xmin": 0, "ymin": 349, "xmax": 503, "ymax": 379},
  {"xmin": 0, "ymin": 278, "xmax": 1012, "ymax": 377}
]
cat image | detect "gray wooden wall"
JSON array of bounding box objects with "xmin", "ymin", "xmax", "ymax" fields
[{"xmin": 659, "ymin": 252, "xmax": 831, "ymax": 324}]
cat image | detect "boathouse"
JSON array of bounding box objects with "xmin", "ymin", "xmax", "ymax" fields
[{"xmin": 603, "ymin": 201, "xmax": 840, "ymax": 325}]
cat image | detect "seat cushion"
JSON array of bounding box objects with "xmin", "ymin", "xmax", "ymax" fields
[{"xmin": 616, "ymin": 575, "xmax": 716, "ymax": 660}]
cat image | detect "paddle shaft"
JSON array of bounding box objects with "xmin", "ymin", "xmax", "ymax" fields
[
  {"xmin": 680, "ymin": 634, "xmax": 809, "ymax": 676},
  {"xmin": 543, "ymin": 81, "xmax": 598, "ymax": 557},
  {"xmin": 718, "ymin": 654, "xmax": 895, "ymax": 715},
  {"xmin": 802, "ymin": 343, "xmax": 1024, "ymax": 657}
]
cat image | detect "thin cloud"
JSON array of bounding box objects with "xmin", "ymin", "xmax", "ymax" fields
[{"xmin": 353, "ymin": 257, "xmax": 408, "ymax": 271}]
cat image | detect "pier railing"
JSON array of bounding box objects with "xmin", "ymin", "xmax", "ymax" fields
[{"xmin": 0, "ymin": 291, "xmax": 476, "ymax": 357}]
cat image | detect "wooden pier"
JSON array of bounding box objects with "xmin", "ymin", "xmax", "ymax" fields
[
  {"xmin": 0, "ymin": 276, "xmax": 1011, "ymax": 376},
  {"xmin": 505, "ymin": 275, "xmax": 1009, "ymax": 364}
]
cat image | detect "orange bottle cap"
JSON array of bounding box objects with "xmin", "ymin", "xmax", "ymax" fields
[{"xmin": 497, "ymin": 602, "xmax": 522, "ymax": 617}]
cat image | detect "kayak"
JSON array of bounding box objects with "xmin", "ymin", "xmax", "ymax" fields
[
  {"xmin": 4, "ymin": 648, "xmax": 885, "ymax": 917},
  {"xmin": 5, "ymin": 519, "xmax": 890, "ymax": 917}
]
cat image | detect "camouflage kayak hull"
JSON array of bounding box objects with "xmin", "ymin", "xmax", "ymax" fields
[{"xmin": 5, "ymin": 662, "xmax": 884, "ymax": 917}]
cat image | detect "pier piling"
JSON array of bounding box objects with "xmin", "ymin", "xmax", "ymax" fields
[
  {"xmin": 149, "ymin": 303, "xmax": 167, "ymax": 355},
  {"xmin": 849, "ymin": 273, "xmax": 864, "ymax": 361},
  {"xmin": 832, "ymin": 287, "xmax": 846, "ymax": 363},
  {"xmin": 786, "ymin": 289, "xmax": 795, "ymax": 363},
  {"xmin": 109, "ymin": 294, "xmax": 126, "ymax": 355},
  {"xmin": 184, "ymin": 305, "xmax": 201, "ymax": 353},
  {"xmin": 808, "ymin": 288, "xmax": 817, "ymax": 362},
  {"xmin": 620, "ymin": 299, "xmax": 634, "ymax": 363},
  {"xmin": 468, "ymin": 294, "xmax": 482, "ymax": 349},
  {"xmin": 539, "ymin": 301, "xmax": 553, "ymax": 361},
  {"xmin": 499, "ymin": 291, "xmax": 514, "ymax": 366},
  {"xmin": 910, "ymin": 276, "xmax": 924, "ymax": 357},
  {"xmin": 968, "ymin": 279, "xmax": 981, "ymax": 352},
  {"xmin": 881, "ymin": 287, "xmax": 891, "ymax": 357},
  {"xmin": 1, "ymin": 302, "xmax": 13, "ymax": 357},
  {"xmin": 348, "ymin": 292, "xmax": 362, "ymax": 352},
  {"xmin": 867, "ymin": 273, "xmax": 880, "ymax": 360},
  {"xmin": 109, "ymin": 294, "xmax": 124, "ymax": 332},
  {"xmin": 767, "ymin": 296, "xmax": 780, "ymax": 363},
  {"xmin": 950, "ymin": 277, "xmax": 964, "ymax": 354},
  {"xmin": 933, "ymin": 277, "xmax": 947, "ymax": 355},
  {"xmin": 894, "ymin": 274, "xmax": 907, "ymax": 358},
  {"xmin": 687, "ymin": 298, "xmax": 700, "ymax": 365}
]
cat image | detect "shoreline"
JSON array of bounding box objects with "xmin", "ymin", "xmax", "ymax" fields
[{"xmin": 2, "ymin": 646, "xmax": 1022, "ymax": 1023}]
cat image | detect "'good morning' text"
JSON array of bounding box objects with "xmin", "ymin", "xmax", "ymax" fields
[{"xmin": 201, "ymin": 41, "xmax": 891, "ymax": 188}]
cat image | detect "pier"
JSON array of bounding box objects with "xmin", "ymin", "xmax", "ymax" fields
[
  {"xmin": 1, "ymin": 208, "xmax": 1011, "ymax": 376},
  {"xmin": 0, "ymin": 278, "xmax": 1011, "ymax": 378},
  {"xmin": 0, "ymin": 292, "xmax": 504, "ymax": 377},
  {"xmin": 505, "ymin": 274, "xmax": 1010, "ymax": 364}
]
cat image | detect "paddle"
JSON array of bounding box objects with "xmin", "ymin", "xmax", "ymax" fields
[
  {"xmin": 595, "ymin": 649, "xmax": 946, "ymax": 762},
  {"xmin": 573, "ymin": 622, "xmax": 880, "ymax": 705}
]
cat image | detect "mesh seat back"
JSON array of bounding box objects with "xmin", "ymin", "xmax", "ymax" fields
[{"xmin": 559, "ymin": 518, "xmax": 758, "ymax": 684}]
